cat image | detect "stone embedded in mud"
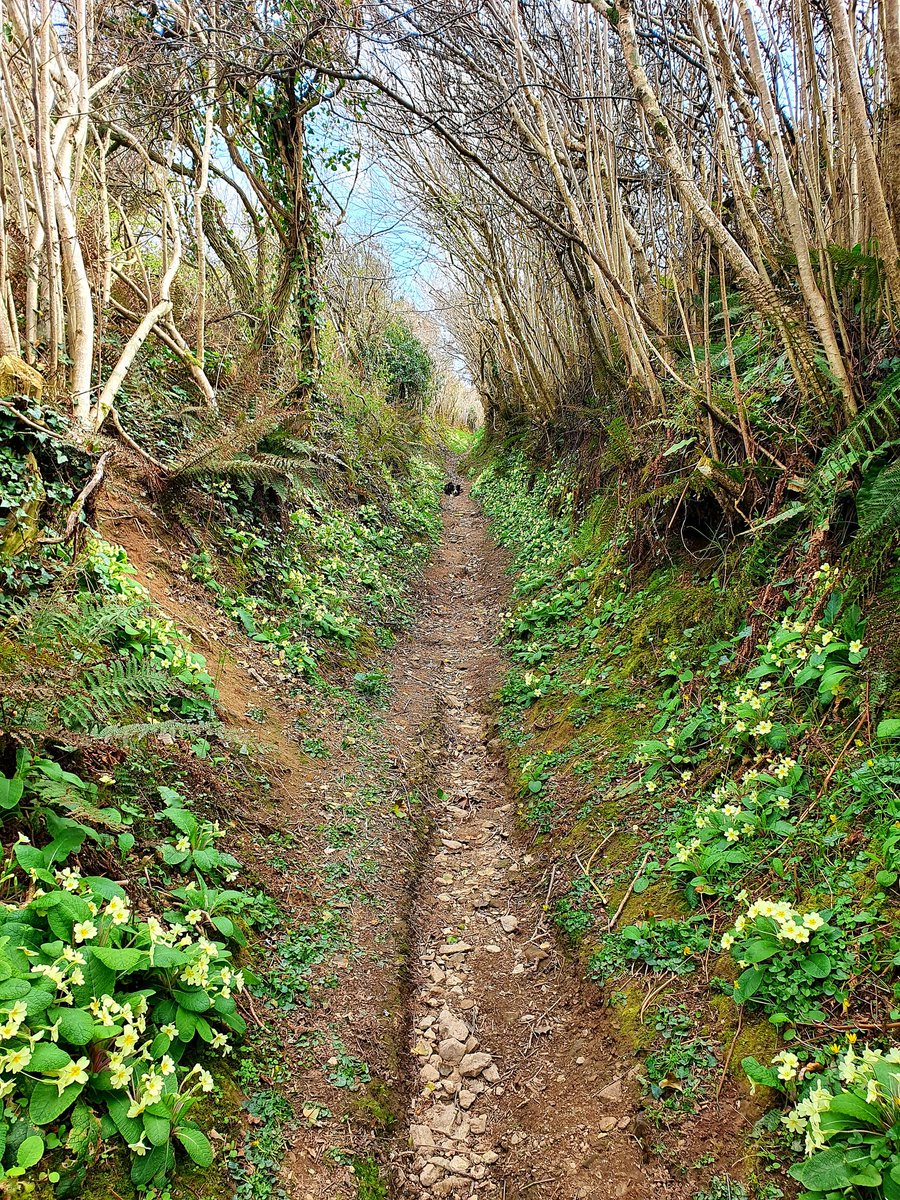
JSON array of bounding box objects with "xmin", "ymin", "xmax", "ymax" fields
[
  {"xmin": 459, "ymin": 1052, "xmax": 492, "ymax": 1077},
  {"xmin": 458, "ymin": 1089, "xmax": 476, "ymax": 1109},
  {"xmin": 469, "ymin": 1115, "xmax": 487, "ymax": 1135},
  {"xmin": 410, "ymin": 1124, "xmax": 435, "ymax": 1149},
  {"xmin": 438, "ymin": 1037, "xmax": 467, "ymax": 1064},
  {"xmin": 448, "ymin": 1155, "xmax": 470, "ymax": 1175},
  {"xmin": 438, "ymin": 942, "xmax": 472, "ymax": 955},
  {"xmin": 426, "ymin": 1103, "xmax": 459, "ymax": 1134},
  {"xmin": 483, "ymin": 1063, "xmax": 500, "ymax": 1083},
  {"xmin": 420, "ymin": 1162, "xmax": 444, "ymax": 1187},
  {"xmin": 499, "ymin": 914, "xmax": 519, "ymax": 932}
]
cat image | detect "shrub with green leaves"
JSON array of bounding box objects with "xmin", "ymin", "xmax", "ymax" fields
[
  {"xmin": 721, "ymin": 898, "xmax": 852, "ymax": 1022},
  {"xmin": 157, "ymin": 788, "xmax": 242, "ymax": 880}
]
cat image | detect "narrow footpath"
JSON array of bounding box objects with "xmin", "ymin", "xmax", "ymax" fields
[
  {"xmin": 121, "ymin": 482, "xmax": 659, "ymax": 1199},
  {"xmin": 384, "ymin": 491, "xmax": 649, "ymax": 1199}
]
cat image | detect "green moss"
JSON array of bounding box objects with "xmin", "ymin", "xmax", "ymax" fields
[
  {"xmin": 352, "ymin": 1156, "xmax": 389, "ymax": 1199},
  {"xmin": 618, "ymin": 877, "xmax": 686, "ymax": 925},
  {"xmin": 607, "ymin": 981, "xmax": 659, "ymax": 1051},
  {"xmin": 349, "ymin": 1078, "xmax": 399, "ymax": 1132},
  {"xmin": 719, "ymin": 1018, "xmax": 781, "ymax": 1119}
]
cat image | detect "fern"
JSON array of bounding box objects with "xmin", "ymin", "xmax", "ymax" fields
[
  {"xmin": 0, "ymin": 595, "xmax": 204, "ymax": 736},
  {"xmin": 845, "ymin": 459, "xmax": 900, "ymax": 597},
  {"xmin": 96, "ymin": 719, "xmax": 219, "ymax": 744},
  {"xmin": 804, "ymin": 371, "xmax": 900, "ymax": 525},
  {"xmin": 172, "ymin": 408, "xmax": 315, "ymax": 492},
  {"xmin": 58, "ymin": 657, "xmax": 176, "ymax": 732}
]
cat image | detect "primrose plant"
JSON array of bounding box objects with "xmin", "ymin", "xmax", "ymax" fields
[
  {"xmin": 745, "ymin": 1041, "xmax": 900, "ymax": 1198},
  {"xmin": 156, "ymin": 788, "xmax": 241, "ymax": 880}
]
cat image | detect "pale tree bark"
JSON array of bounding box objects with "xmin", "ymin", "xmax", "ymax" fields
[{"xmin": 825, "ymin": 0, "xmax": 900, "ymax": 300}]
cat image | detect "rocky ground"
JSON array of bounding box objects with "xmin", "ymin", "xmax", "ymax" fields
[{"xmin": 385, "ymin": 497, "xmax": 650, "ymax": 1200}]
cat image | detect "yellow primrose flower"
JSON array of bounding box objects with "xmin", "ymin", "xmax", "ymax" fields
[
  {"xmin": 73, "ymin": 921, "xmax": 97, "ymax": 943},
  {"xmin": 105, "ymin": 896, "xmax": 130, "ymax": 925},
  {"xmin": 772, "ymin": 1050, "xmax": 800, "ymax": 1081},
  {"xmin": 3, "ymin": 1046, "xmax": 32, "ymax": 1073},
  {"xmin": 110, "ymin": 1063, "xmax": 132, "ymax": 1089},
  {"xmin": 721, "ymin": 932, "xmax": 735, "ymax": 950},
  {"xmin": 52, "ymin": 1056, "xmax": 89, "ymax": 1095},
  {"xmin": 116, "ymin": 1026, "xmax": 139, "ymax": 1054},
  {"xmin": 803, "ymin": 912, "xmax": 824, "ymax": 931}
]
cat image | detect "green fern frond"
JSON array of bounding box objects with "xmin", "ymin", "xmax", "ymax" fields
[
  {"xmin": 95, "ymin": 719, "xmax": 219, "ymax": 743},
  {"xmin": 805, "ymin": 374, "xmax": 900, "ymax": 524},
  {"xmin": 845, "ymin": 459, "xmax": 900, "ymax": 597}
]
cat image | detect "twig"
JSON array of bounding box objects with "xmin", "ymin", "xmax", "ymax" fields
[
  {"xmin": 38, "ymin": 450, "xmax": 113, "ymax": 545},
  {"xmin": 574, "ymin": 852, "xmax": 608, "ymax": 904},
  {"xmin": 0, "ymin": 399, "xmax": 69, "ymax": 441},
  {"xmin": 817, "ymin": 713, "xmax": 867, "ymax": 798},
  {"xmin": 544, "ymin": 863, "xmax": 558, "ymax": 908},
  {"xmin": 639, "ymin": 971, "xmax": 676, "ymax": 1021},
  {"xmin": 716, "ymin": 1008, "xmax": 743, "ymax": 1099},
  {"xmin": 607, "ymin": 849, "xmax": 652, "ymax": 931},
  {"xmin": 107, "ymin": 406, "xmax": 167, "ymax": 470}
]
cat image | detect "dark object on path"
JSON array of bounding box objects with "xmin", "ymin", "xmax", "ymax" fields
[
  {"xmin": 444, "ymin": 481, "xmax": 455, "ymax": 495},
  {"xmin": 454, "ymin": 484, "xmax": 463, "ymax": 496}
]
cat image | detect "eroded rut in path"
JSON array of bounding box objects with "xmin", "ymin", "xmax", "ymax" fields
[{"xmin": 386, "ymin": 494, "xmax": 649, "ymax": 1200}]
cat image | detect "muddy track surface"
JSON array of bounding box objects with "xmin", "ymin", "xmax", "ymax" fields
[{"xmin": 381, "ymin": 493, "xmax": 650, "ymax": 1200}]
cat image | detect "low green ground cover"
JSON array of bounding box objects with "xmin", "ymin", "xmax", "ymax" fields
[{"xmin": 472, "ymin": 445, "xmax": 900, "ymax": 1194}]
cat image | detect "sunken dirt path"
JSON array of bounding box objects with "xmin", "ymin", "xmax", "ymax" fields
[
  {"xmin": 113, "ymin": 483, "xmax": 658, "ymax": 1199},
  {"xmin": 382, "ymin": 492, "xmax": 650, "ymax": 1200}
]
